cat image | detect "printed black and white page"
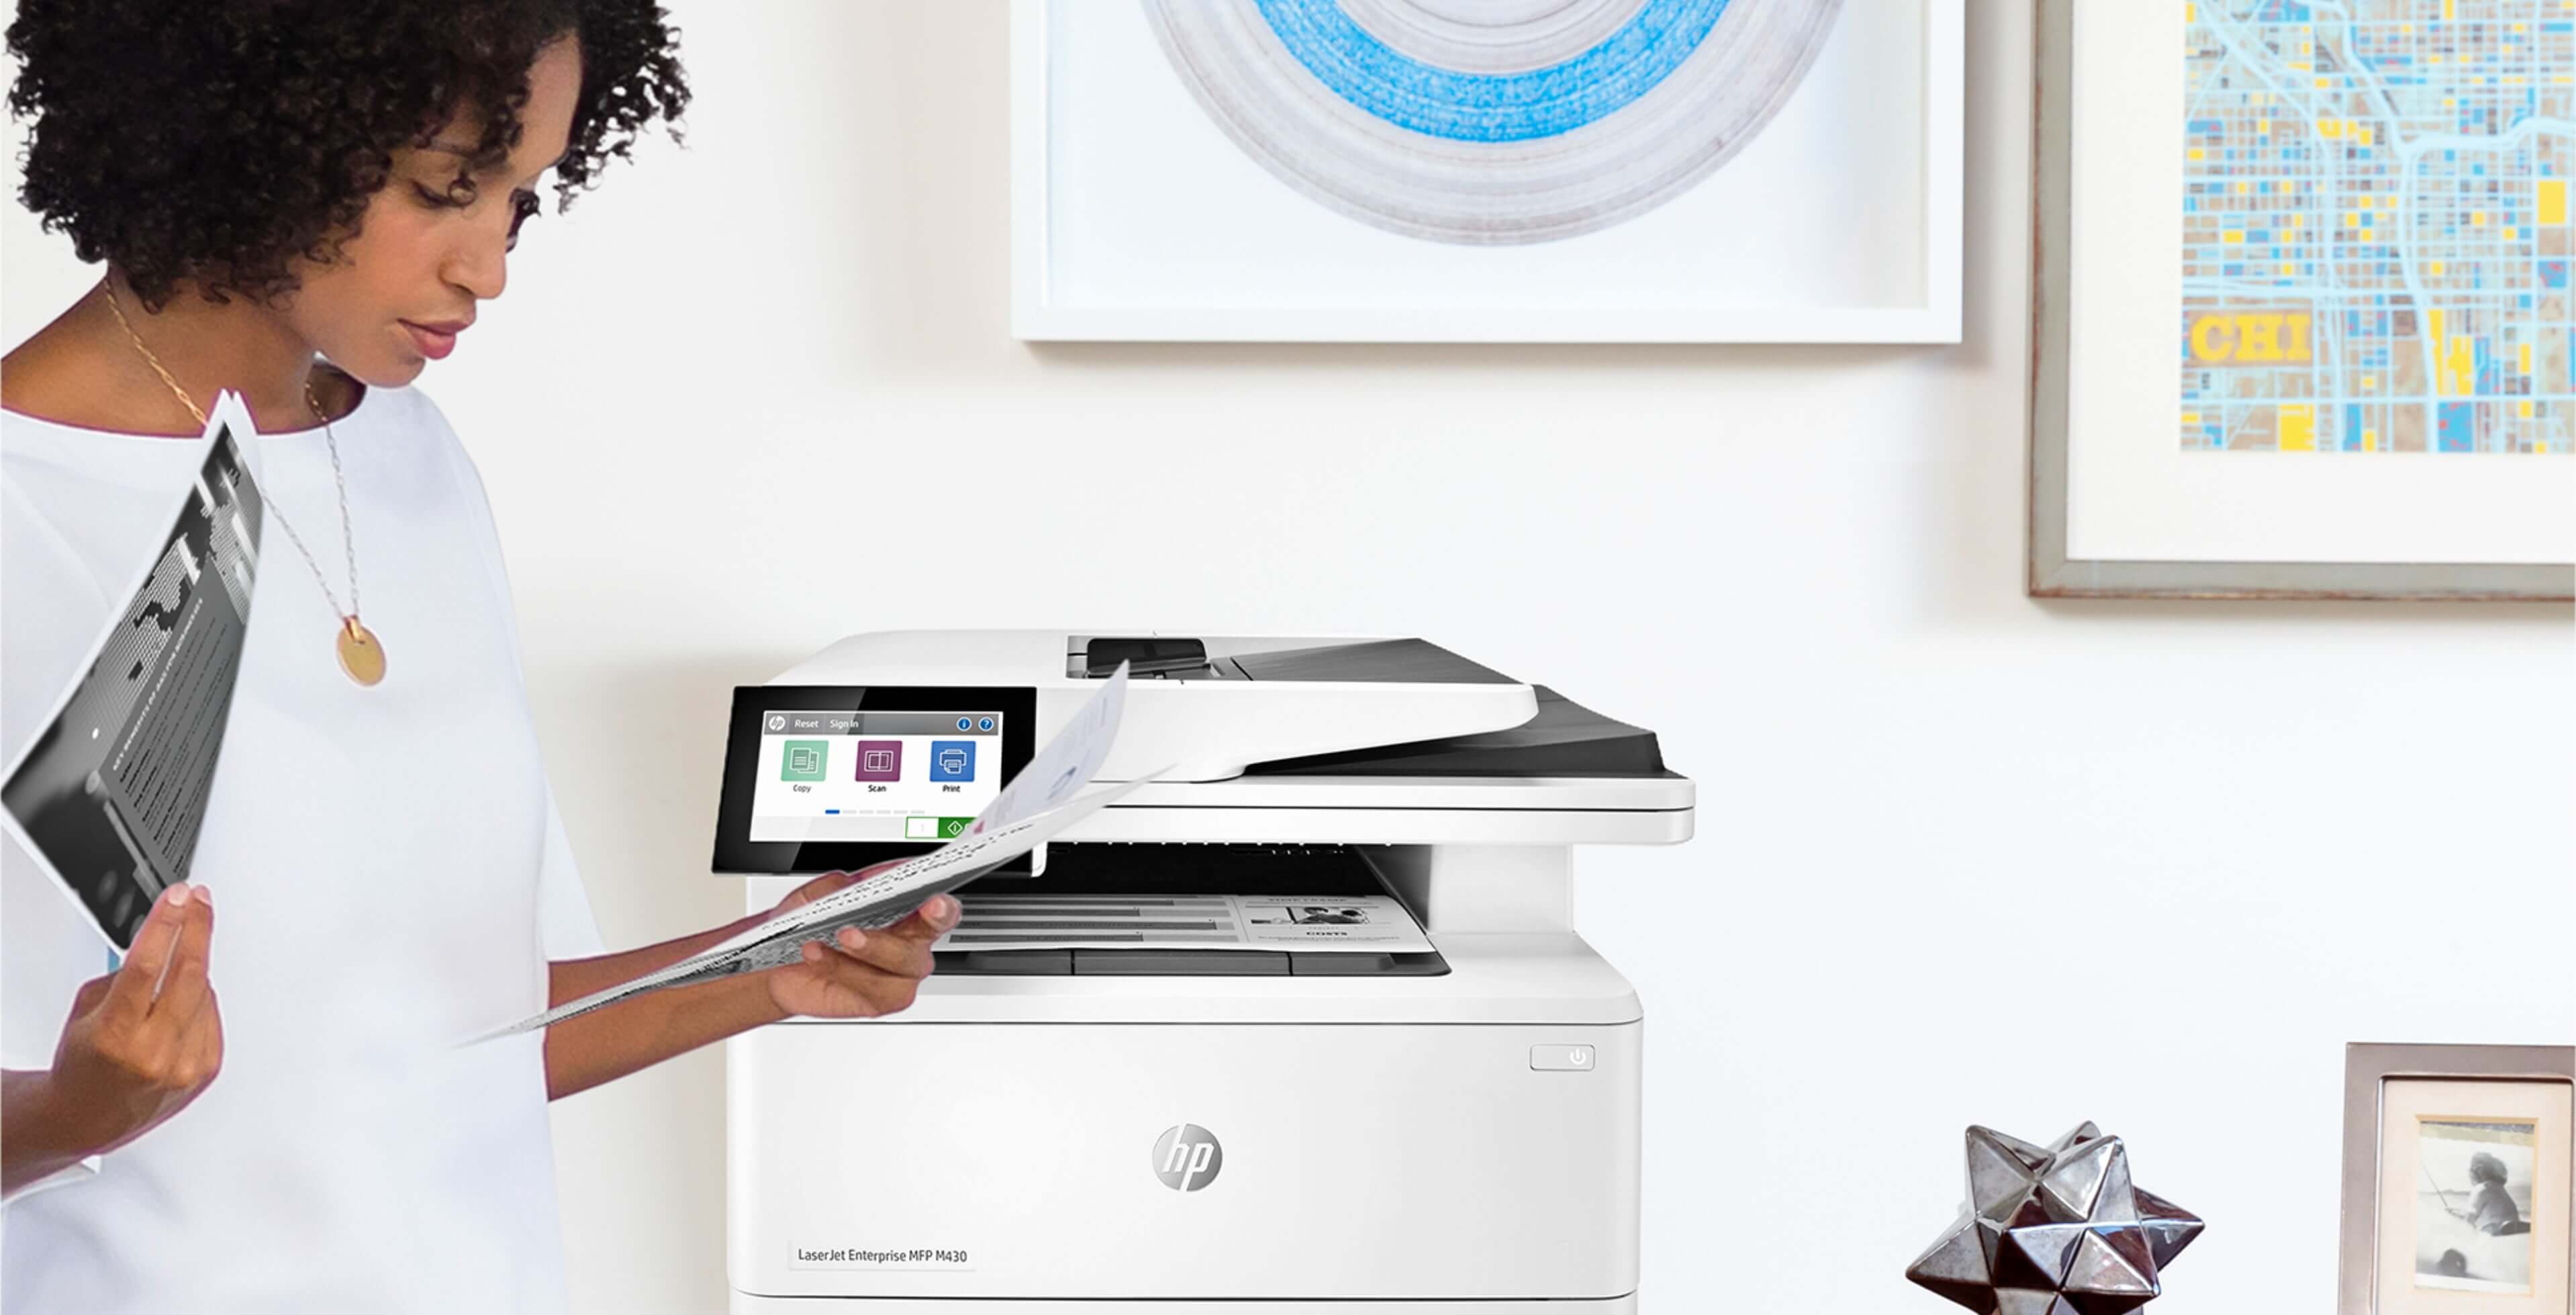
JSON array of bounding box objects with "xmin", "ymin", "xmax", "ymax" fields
[
  {"xmin": 472, "ymin": 665, "xmax": 1138, "ymax": 1040},
  {"xmin": 474, "ymin": 775, "xmax": 1157, "ymax": 1040},
  {"xmin": 933, "ymin": 892, "xmax": 1431, "ymax": 954},
  {"xmin": 957, "ymin": 658, "xmax": 1133, "ymax": 836},
  {"xmin": 1, "ymin": 393, "xmax": 264, "ymax": 951}
]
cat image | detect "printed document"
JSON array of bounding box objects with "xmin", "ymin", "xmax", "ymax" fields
[
  {"xmin": 477, "ymin": 664, "xmax": 1140, "ymax": 1039},
  {"xmin": 1, "ymin": 395, "xmax": 263, "ymax": 950}
]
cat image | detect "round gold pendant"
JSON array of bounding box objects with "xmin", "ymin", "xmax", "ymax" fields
[{"xmin": 336, "ymin": 618, "xmax": 386, "ymax": 687}]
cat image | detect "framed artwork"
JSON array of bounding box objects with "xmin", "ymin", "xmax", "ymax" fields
[
  {"xmin": 1010, "ymin": 0, "xmax": 1964, "ymax": 342},
  {"xmin": 2338, "ymin": 1043, "xmax": 2575, "ymax": 1314},
  {"xmin": 2029, "ymin": 1, "xmax": 2576, "ymax": 600}
]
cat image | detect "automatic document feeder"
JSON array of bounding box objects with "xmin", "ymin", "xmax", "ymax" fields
[{"xmin": 719, "ymin": 632, "xmax": 1692, "ymax": 1313}]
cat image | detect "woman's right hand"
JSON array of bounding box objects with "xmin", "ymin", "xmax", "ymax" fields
[{"xmin": 39, "ymin": 883, "xmax": 222, "ymax": 1155}]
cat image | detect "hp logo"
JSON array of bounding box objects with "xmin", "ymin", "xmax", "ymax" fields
[{"xmin": 1151, "ymin": 1124, "xmax": 1223, "ymax": 1191}]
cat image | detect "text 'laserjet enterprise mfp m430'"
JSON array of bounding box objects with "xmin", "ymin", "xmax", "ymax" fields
[{"xmin": 716, "ymin": 632, "xmax": 1693, "ymax": 1314}]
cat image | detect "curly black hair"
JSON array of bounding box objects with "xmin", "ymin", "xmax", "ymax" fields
[{"xmin": 7, "ymin": 0, "xmax": 689, "ymax": 309}]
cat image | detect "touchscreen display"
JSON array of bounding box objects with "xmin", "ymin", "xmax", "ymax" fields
[{"xmin": 749, "ymin": 708, "xmax": 1004, "ymax": 843}]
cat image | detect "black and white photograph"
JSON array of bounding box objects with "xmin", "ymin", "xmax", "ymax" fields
[
  {"xmin": 2415, "ymin": 1117, "xmax": 2540, "ymax": 1296},
  {"xmin": 1287, "ymin": 906, "xmax": 1370, "ymax": 926},
  {"xmin": 1, "ymin": 426, "xmax": 260, "ymax": 948}
]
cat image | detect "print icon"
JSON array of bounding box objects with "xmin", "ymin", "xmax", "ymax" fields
[
  {"xmin": 929, "ymin": 740, "xmax": 976, "ymax": 782},
  {"xmin": 853, "ymin": 740, "xmax": 902, "ymax": 783}
]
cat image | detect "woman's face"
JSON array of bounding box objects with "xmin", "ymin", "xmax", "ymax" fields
[{"xmin": 277, "ymin": 36, "xmax": 582, "ymax": 387}]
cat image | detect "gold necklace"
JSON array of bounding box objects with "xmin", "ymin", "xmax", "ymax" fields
[{"xmin": 103, "ymin": 282, "xmax": 387, "ymax": 687}]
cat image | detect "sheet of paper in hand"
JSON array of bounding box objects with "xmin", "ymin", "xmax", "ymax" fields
[
  {"xmin": 1, "ymin": 393, "xmax": 265, "ymax": 951},
  {"xmin": 473, "ymin": 663, "xmax": 1142, "ymax": 1040}
]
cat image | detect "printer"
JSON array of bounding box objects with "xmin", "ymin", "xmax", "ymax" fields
[{"xmin": 720, "ymin": 632, "xmax": 1692, "ymax": 1312}]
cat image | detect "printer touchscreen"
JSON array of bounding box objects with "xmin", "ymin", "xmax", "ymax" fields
[{"xmin": 749, "ymin": 709, "xmax": 1004, "ymax": 843}]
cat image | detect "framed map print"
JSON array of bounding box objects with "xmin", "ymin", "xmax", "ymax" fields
[
  {"xmin": 1012, "ymin": 0, "xmax": 1964, "ymax": 342},
  {"xmin": 2031, "ymin": 0, "xmax": 2576, "ymax": 599}
]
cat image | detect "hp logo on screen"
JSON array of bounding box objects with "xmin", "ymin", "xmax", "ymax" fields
[{"xmin": 1152, "ymin": 1124, "xmax": 1223, "ymax": 1191}]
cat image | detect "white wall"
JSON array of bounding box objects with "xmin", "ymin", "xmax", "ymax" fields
[{"xmin": 7, "ymin": 3, "xmax": 2570, "ymax": 1312}]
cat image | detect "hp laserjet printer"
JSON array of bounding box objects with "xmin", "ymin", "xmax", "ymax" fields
[{"xmin": 720, "ymin": 632, "xmax": 1692, "ymax": 1313}]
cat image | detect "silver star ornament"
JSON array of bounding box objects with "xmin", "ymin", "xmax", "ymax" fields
[{"xmin": 1905, "ymin": 1122, "xmax": 2203, "ymax": 1315}]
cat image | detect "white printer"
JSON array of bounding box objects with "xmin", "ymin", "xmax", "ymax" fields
[{"xmin": 719, "ymin": 632, "xmax": 1692, "ymax": 1313}]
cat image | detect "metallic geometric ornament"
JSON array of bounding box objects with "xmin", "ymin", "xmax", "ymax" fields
[
  {"xmin": 1141, "ymin": 0, "xmax": 1848, "ymax": 245},
  {"xmin": 1907, "ymin": 1123, "xmax": 2204, "ymax": 1315}
]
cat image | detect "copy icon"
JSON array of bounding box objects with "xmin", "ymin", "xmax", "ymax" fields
[{"xmin": 780, "ymin": 740, "xmax": 828, "ymax": 782}]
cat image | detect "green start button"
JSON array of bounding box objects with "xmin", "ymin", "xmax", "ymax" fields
[{"xmin": 904, "ymin": 816, "xmax": 975, "ymax": 840}]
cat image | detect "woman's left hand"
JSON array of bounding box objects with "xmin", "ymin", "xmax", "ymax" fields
[{"xmin": 759, "ymin": 866, "xmax": 961, "ymax": 1020}]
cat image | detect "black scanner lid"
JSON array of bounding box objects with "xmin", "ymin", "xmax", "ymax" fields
[
  {"xmin": 1077, "ymin": 636, "xmax": 1516, "ymax": 685},
  {"xmin": 1246, "ymin": 686, "xmax": 1668, "ymax": 779}
]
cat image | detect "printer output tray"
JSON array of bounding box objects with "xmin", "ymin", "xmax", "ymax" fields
[{"xmin": 935, "ymin": 842, "xmax": 1448, "ymax": 978}]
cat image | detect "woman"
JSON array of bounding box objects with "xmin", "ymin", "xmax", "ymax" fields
[{"xmin": 0, "ymin": 4, "xmax": 953, "ymax": 1310}]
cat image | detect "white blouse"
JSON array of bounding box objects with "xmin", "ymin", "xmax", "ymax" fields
[{"xmin": 2, "ymin": 385, "xmax": 601, "ymax": 1314}]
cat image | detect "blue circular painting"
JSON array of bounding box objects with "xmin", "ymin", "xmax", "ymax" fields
[{"xmin": 1143, "ymin": 0, "xmax": 1847, "ymax": 244}]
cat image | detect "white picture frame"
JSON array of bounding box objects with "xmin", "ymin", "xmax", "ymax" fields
[{"xmin": 1009, "ymin": 0, "xmax": 1965, "ymax": 344}]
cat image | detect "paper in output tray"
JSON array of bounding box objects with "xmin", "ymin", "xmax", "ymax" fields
[{"xmin": 938, "ymin": 892, "xmax": 1431, "ymax": 955}]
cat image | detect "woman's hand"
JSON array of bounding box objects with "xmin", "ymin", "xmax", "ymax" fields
[
  {"xmin": 759, "ymin": 867, "xmax": 961, "ymax": 1020},
  {"xmin": 6, "ymin": 883, "xmax": 222, "ymax": 1187},
  {"xmin": 540, "ymin": 871, "xmax": 962, "ymax": 1099}
]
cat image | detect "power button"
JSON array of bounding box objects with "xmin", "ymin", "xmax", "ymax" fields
[{"xmin": 1529, "ymin": 1043, "xmax": 1596, "ymax": 1072}]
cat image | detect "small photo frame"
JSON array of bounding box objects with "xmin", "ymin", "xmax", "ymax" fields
[{"xmin": 2340, "ymin": 1044, "xmax": 2576, "ymax": 1314}]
